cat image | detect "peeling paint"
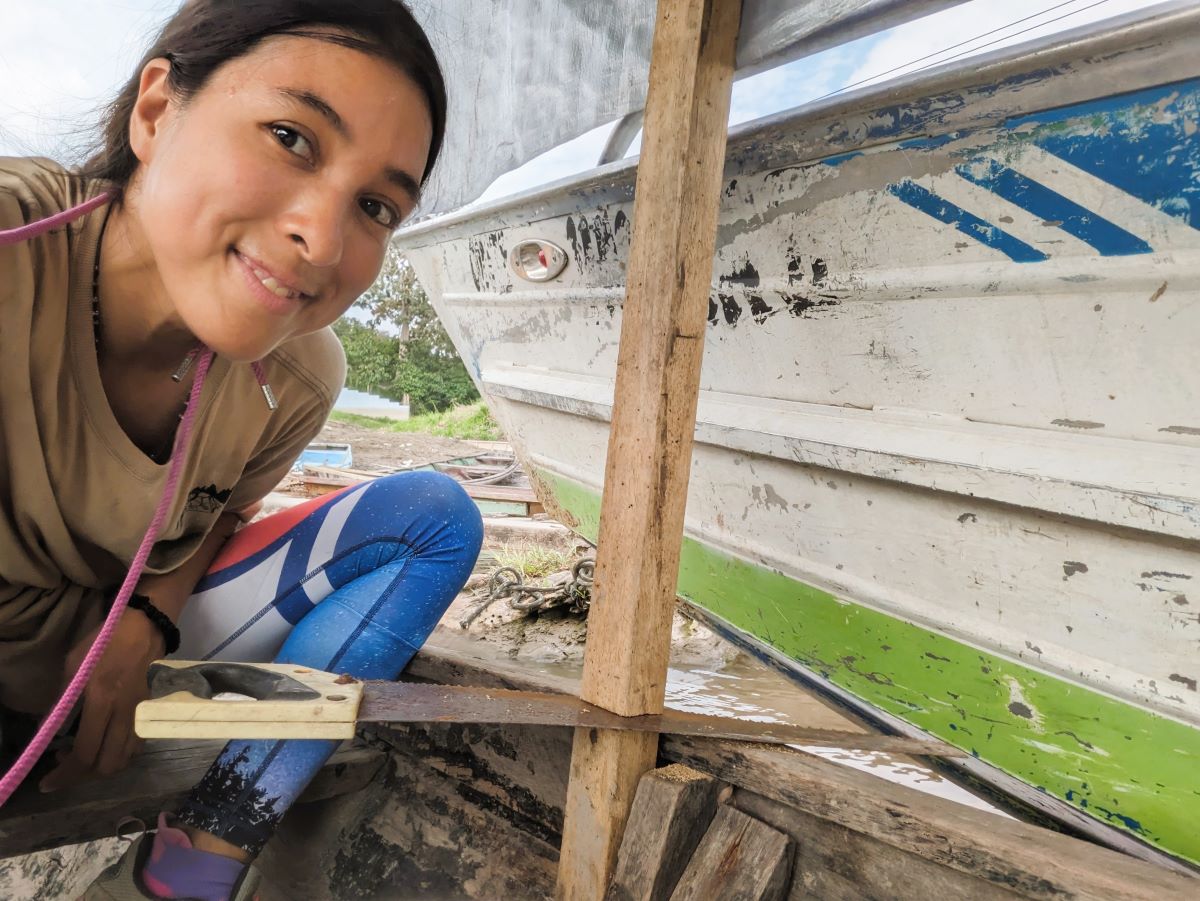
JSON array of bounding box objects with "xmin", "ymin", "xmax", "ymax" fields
[
  {"xmin": 467, "ymin": 231, "xmax": 507, "ymax": 293},
  {"xmin": 1169, "ymin": 674, "xmax": 1197, "ymax": 692},
  {"xmin": 718, "ymin": 293, "xmax": 742, "ymax": 326},
  {"xmin": 783, "ymin": 293, "xmax": 839, "ymax": 318},
  {"xmin": 755, "ymin": 483, "xmax": 789, "ymax": 511},
  {"xmin": 564, "ymin": 207, "xmax": 628, "ymax": 273},
  {"xmin": 1062, "ymin": 561, "xmax": 1089, "ymax": 579},
  {"xmin": 940, "ymin": 642, "xmax": 1048, "ymax": 720}
]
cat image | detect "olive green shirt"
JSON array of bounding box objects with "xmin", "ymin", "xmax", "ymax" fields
[{"xmin": 0, "ymin": 157, "xmax": 345, "ymax": 712}]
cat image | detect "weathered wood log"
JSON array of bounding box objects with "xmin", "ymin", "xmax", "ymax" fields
[
  {"xmin": 668, "ymin": 804, "xmax": 792, "ymax": 901},
  {"xmin": 732, "ymin": 788, "xmax": 1023, "ymax": 901},
  {"xmin": 606, "ymin": 765, "xmax": 724, "ymax": 901},
  {"xmin": 0, "ymin": 739, "xmax": 383, "ymax": 860},
  {"xmin": 662, "ymin": 736, "xmax": 1200, "ymax": 900}
]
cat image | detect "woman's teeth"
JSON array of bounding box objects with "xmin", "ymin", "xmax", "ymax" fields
[
  {"xmin": 244, "ymin": 256, "xmax": 301, "ymax": 299},
  {"xmin": 259, "ymin": 274, "xmax": 299, "ymax": 299}
]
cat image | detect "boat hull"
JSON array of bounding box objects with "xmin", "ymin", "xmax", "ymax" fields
[{"xmin": 396, "ymin": 6, "xmax": 1200, "ymax": 863}]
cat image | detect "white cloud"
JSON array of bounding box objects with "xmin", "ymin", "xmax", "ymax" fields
[
  {"xmin": 474, "ymin": 120, "xmax": 619, "ymax": 206},
  {"xmin": 0, "ymin": 1, "xmax": 178, "ymax": 159}
]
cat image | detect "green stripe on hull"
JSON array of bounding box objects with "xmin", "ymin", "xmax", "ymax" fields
[{"xmin": 539, "ymin": 469, "xmax": 1200, "ymax": 865}]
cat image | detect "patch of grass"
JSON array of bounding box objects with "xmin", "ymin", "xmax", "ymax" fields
[
  {"xmin": 330, "ymin": 401, "xmax": 502, "ymax": 441},
  {"xmin": 492, "ymin": 543, "xmax": 573, "ymax": 580}
]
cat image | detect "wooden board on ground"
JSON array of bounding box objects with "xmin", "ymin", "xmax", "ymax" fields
[
  {"xmin": 302, "ymin": 463, "xmax": 543, "ymax": 513},
  {"xmin": 731, "ymin": 789, "xmax": 1024, "ymax": 901},
  {"xmin": 606, "ymin": 765, "xmax": 724, "ymax": 901}
]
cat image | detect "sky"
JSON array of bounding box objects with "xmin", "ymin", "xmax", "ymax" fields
[{"xmin": 0, "ymin": 0, "xmax": 1173, "ymax": 206}]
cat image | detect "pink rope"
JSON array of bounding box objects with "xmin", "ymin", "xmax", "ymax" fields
[
  {"xmin": 0, "ymin": 348, "xmax": 214, "ymax": 807},
  {"xmin": 0, "ymin": 189, "xmax": 216, "ymax": 806},
  {"xmin": 0, "ymin": 192, "xmax": 113, "ymax": 246},
  {"xmin": 0, "ymin": 190, "xmax": 274, "ymax": 805}
]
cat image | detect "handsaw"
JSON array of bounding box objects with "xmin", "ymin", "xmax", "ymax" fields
[{"xmin": 133, "ymin": 660, "xmax": 963, "ymax": 757}]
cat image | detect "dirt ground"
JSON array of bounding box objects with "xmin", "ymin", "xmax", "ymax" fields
[{"xmin": 315, "ymin": 418, "xmax": 494, "ymax": 471}]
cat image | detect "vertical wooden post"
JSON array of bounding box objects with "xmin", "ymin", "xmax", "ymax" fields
[{"xmin": 555, "ymin": 1, "xmax": 742, "ymax": 898}]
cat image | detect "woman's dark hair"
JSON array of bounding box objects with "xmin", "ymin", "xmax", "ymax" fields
[{"xmin": 79, "ymin": 0, "xmax": 446, "ymax": 197}]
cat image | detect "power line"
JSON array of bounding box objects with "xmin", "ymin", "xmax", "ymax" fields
[
  {"xmin": 810, "ymin": 0, "xmax": 1114, "ymax": 104},
  {"xmin": 901, "ymin": 0, "xmax": 1114, "ymax": 76}
]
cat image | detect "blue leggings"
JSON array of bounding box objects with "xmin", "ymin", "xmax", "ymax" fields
[{"xmin": 172, "ymin": 471, "xmax": 483, "ymax": 853}]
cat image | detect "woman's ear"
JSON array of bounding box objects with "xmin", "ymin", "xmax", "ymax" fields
[{"xmin": 128, "ymin": 58, "xmax": 176, "ymax": 164}]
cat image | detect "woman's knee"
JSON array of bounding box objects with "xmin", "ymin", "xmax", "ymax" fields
[{"xmin": 370, "ymin": 470, "xmax": 483, "ymax": 556}]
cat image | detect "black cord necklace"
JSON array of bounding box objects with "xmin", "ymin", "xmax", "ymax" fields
[{"xmin": 91, "ymin": 216, "xmax": 193, "ymax": 464}]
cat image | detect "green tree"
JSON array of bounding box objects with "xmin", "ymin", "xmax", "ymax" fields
[
  {"xmin": 339, "ymin": 245, "xmax": 479, "ymax": 414},
  {"xmin": 354, "ymin": 244, "xmax": 457, "ymax": 358},
  {"xmin": 332, "ymin": 318, "xmax": 399, "ymax": 396}
]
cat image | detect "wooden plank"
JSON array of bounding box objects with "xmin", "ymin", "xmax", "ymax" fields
[
  {"xmin": 303, "ymin": 464, "xmax": 373, "ymax": 482},
  {"xmin": 459, "ymin": 482, "xmax": 539, "ymax": 504},
  {"xmin": 302, "ymin": 463, "xmax": 538, "ymax": 503},
  {"xmin": 662, "ymin": 737, "xmax": 1200, "ymax": 900},
  {"xmin": 606, "ymin": 765, "xmax": 724, "ymax": 901},
  {"xmin": 732, "ymin": 788, "xmax": 1023, "ymax": 901},
  {"xmin": 668, "ymin": 804, "xmax": 792, "ymax": 901},
  {"xmin": 556, "ymin": 0, "xmax": 742, "ymax": 897},
  {"xmin": 0, "ymin": 739, "xmax": 383, "ymax": 858}
]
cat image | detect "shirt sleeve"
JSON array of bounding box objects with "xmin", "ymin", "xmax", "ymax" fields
[
  {"xmin": 223, "ymin": 332, "xmax": 346, "ymax": 512},
  {"xmin": 223, "ymin": 395, "xmax": 332, "ymax": 513}
]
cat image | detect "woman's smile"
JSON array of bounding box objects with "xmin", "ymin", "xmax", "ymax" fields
[{"xmin": 232, "ymin": 248, "xmax": 314, "ymax": 317}]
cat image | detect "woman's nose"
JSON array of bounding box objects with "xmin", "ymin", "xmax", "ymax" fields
[{"xmin": 280, "ymin": 189, "xmax": 346, "ymax": 269}]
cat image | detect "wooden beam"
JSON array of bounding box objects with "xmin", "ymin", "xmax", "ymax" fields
[
  {"xmin": 668, "ymin": 805, "xmax": 792, "ymax": 901},
  {"xmin": 663, "ymin": 737, "xmax": 1200, "ymax": 900},
  {"xmin": 606, "ymin": 765, "xmax": 724, "ymax": 901},
  {"xmin": 556, "ymin": 0, "xmax": 742, "ymax": 897}
]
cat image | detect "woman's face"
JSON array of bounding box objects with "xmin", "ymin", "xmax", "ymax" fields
[{"xmin": 130, "ymin": 33, "xmax": 433, "ymax": 361}]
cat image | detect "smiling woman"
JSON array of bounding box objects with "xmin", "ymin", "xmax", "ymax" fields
[{"xmin": 0, "ymin": 3, "xmax": 482, "ymax": 901}]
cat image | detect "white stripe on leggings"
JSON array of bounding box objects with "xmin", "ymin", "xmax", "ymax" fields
[
  {"xmin": 175, "ymin": 540, "xmax": 294, "ymax": 661},
  {"xmin": 301, "ymin": 486, "xmax": 368, "ymax": 605}
]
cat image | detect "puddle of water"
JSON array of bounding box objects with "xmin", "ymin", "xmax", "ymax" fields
[
  {"xmin": 429, "ymin": 624, "xmax": 1011, "ymax": 818},
  {"xmin": 666, "ymin": 656, "xmax": 1012, "ymax": 818}
]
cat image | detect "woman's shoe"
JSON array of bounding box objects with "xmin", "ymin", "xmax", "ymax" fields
[{"xmin": 79, "ymin": 821, "xmax": 261, "ymax": 901}]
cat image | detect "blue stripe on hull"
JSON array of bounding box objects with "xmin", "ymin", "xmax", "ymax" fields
[
  {"xmin": 955, "ymin": 159, "xmax": 1153, "ymax": 256},
  {"xmin": 887, "ymin": 180, "xmax": 1050, "ymax": 263},
  {"xmin": 1010, "ymin": 79, "xmax": 1200, "ymax": 232}
]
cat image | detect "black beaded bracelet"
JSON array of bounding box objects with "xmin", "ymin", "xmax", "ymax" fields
[{"xmin": 127, "ymin": 594, "xmax": 181, "ymax": 656}]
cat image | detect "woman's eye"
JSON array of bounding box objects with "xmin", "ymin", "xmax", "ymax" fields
[
  {"xmin": 360, "ymin": 197, "xmax": 401, "ymax": 229},
  {"xmin": 270, "ymin": 125, "xmax": 314, "ymax": 161}
]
